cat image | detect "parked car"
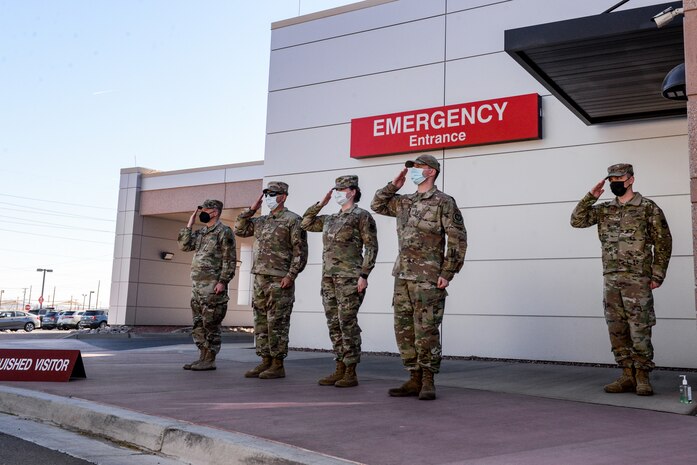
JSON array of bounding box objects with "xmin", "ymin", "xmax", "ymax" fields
[
  {"xmin": 79, "ymin": 310, "xmax": 108, "ymax": 329},
  {"xmin": 41, "ymin": 311, "xmax": 61, "ymax": 330},
  {"xmin": 57, "ymin": 311, "xmax": 84, "ymax": 330},
  {"xmin": 28, "ymin": 307, "xmax": 55, "ymax": 323},
  {"xmin": 0, "ymin": 310, "xmax": 41, "ymax": 332}
]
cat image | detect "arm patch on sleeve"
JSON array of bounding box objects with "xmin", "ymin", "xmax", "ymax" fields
[{"xmin": 453, "ymin": 211, "xmax": 464, "ymax": 226}]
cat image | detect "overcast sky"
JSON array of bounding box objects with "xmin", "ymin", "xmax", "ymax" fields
[{"xmin": 0, "ymin": 0, "xmax": 355, "ymax": 310}]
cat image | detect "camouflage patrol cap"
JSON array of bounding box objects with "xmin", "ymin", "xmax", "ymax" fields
[
  {"xmin": 200, "ymin": 199, "xmax": 223, "ymax": 211},
  {"xmin": 405, "ymin": 154, "xmax": 440, "ymax": 172},
  {"xmin": 263, "ymin": 181, "xmax": 289, "ymax": 195},
  {"xmin": 334, "ymin": 175, "xmax": 358, "ymax": 189},
  {"xmin": 606, "ymin": 163, "xmax": 634, "ymax": 179}
]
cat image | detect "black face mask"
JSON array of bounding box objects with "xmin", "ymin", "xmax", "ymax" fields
[
  {"xmin": 610, "ymin": 181, "xmax": 628, "ymax": 197},
  {"xmin": 199, "ymin": 211, "xmax": 211, "ymax": 223}
]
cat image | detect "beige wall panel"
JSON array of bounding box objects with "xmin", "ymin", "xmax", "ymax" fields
[
  {"xmin": 132, "ymin": 306, "xmax": 192, "ymax": 326},
  {"xmin": 137, "ymin": 259, "xmax": 191, "ymax": 287},
  {"xmin": 445, "ymin": 53, "xmax": 550, "ymax": 103},
  {"xmin": 141, "ymin": 184, "xmax": 226, "ymax": 216},
  {"xmin": 270, "ymin": 16, "xmax": 445, "ymax": 91},
  {"xmin": 462, "ymin": 195, "xmax": 692, "ymax": 261},
  {"xmin": 442, "ymin": 136, "xmax": 690, "ymax": 209},
  {"xmin": 447, "ymin": 256, "xmax": 694, "ymax": 319},
  {"xmin": 271, "ymin": 0, "xmax": 445, "ymax": 50},
  {"xmin": 223, "ymin": 180, "xmax": 264, "ymax": 209},
  {"xmin": 442, "ymin": 314, "xmax": 614, "ymax": 363},
  {"xmin": 266, "ymin": 63, "xmax": 445, "ymax": 133},
  {"xmin": 136, "ymin": 283, "xmax": 191, "ymax": 309},
  {"xmin": 359, "ymin": 313, "xmax": 400, "ymax": 353}
]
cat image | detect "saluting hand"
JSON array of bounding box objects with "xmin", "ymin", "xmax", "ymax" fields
[
  {"xmin": 590, "ymin": 179, "xmax": 605, "ymax": 198},
  {"xmin": 187, "ymin": 207, "xmax": 200, "ymax": 228},
  {"xmin": 393, "ymin": 168, "xmax": 408, "ymax": 190},
  {"xmin": 251, "ymin": 193, "xmax": 264, "ymax": 211},
  {"xmin": 320, "ymin": 189, "xmax": 333, "ymax": 207}
]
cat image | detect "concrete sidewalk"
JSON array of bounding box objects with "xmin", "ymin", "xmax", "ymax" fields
[{"xmin": 0, "ymin": 335, "xmax": 696, "ymax": 465}]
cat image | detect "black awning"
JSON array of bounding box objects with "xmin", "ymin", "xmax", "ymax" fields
[{"xmin": 504, "ymin": 2, "xmax": 686, "ymax": 125}]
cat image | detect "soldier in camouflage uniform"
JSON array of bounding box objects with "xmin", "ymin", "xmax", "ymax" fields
[
  {"xmin": 301, "ymin": 175, "xmax": 378, "ymax": 388},
  {"xmin": 371, "ymin": 154, "xmax": 467, "ymax": 400},
  {"xmin": 177, "ymin": 199, "xmax": 236, "ymax": 371},
  {"xmin": 571, "ymin": 163, "xmax": 672, "ymax": 396},
  {"xmin": 234, "ymin": 181, "xmax": 308, "ymax": 379}
]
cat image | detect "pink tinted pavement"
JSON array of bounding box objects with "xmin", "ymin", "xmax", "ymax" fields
[{"xmin": 1, "ymin": 335, "xmax": 697, "ymax": 465}]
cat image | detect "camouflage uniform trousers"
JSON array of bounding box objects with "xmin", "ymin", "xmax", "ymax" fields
[
  {"xmin": 320, "ymin": 276, "xmax": 365, "ymax": 366},
  {"xmin": 191, "ymin": 280, "xmax": 229, "ymax": 355},
  {"xmin": 603, "ymin": 273, "xmax": 656, "ymax": 371},
  {"xmin": 393, "ymin": 278, "xmax": 447, "ymax": 374},
  {"xmin": 252, "ymin": 274, "xmax": 295, "ymax": 359}
]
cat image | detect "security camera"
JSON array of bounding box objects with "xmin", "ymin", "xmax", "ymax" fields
[{"xmin": 652, "ymin": 6, "xmax": 684, "ymax": 28}]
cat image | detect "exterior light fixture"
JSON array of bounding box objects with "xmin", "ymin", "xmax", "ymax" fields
[
  {"xmin": 160, "ymin": 252, "xmax": 174, "ymax": 260},
  {"xmin": 661, "ymin": 63, "xmax": 687, "ymax": 101},
  {"xmin": 652, "ymin": 6, "xmax": 684, "ymax": 28}
]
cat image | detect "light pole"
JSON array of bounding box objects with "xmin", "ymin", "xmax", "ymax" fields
[
  {"xmin": 36, "ymin": 268, "xmax": 53, "ymax": 309},
  {"xmin": 0, "ymin": 290, "xmax": 4, "ymax": 310},
  {"xmin": 88, "ymin": 291, "xmax": 94, "ymax": 310},
  {"xmin": 82, "ymin": 294, "xmax": 87, "ymax": 311}
]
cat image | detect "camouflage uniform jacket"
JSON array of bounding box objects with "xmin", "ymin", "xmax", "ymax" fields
[
  {"xmin": 234, "ymin": 207, "xmax": 308, "ymax": 279},
  {"xmin": 570, "ymin": 192, "xmax": 672, "ymax": 284},
  {"xmin": 177, "ymin": 221, "xmax": 236, "ymax": 284},
  {"xmin": 301, "ymin": 203, "xmax": 379, "ymax": 278},
  {"xmin": 371, "ymin": 182, "xmax": 467, "ymax": 282}
]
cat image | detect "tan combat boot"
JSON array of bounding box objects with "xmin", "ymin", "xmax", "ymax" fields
[
  {"xmin": 183, "ymin": 348, "xmax": 204, "ymax": 370},
  {"xmin": 388, "ymin": 369, "xmax": 422, "ymax": 397},
  {"xmin": 245, "ymin": 356, "xmax": 272, "ymax": 378},
  {"xmin": 635, "ymin": 369, "xmax": 654, "ymax": 396},
  {"xmin": 191, "ymin": 348, "xmax": 216, "ymax": 371},
  {"xmin": 259, "ymin": 358, "xmax": 285, "ymax": 379},
  {"xmin": 418, "ymin": 370, "xmax": 436, "ymax": 400},
  {"xmin": 318, "ymin": 361, "xmax": 346, "ymax": 386},
  {"xmin": 335, "ymin": 364, "xmax": 358, "ymax": 388},
  {"xmin": 603, "ymin": 366, "xmax": 635, "ymax": 393}
]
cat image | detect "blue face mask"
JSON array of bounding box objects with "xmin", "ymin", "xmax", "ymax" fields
[{"xmin": 408, "ymin": 167, "xmax": 427, "ymax": 185}]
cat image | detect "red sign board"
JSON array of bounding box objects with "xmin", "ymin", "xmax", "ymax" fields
[
  {"xmin": 24, "ymin": 304, "xmax": 30, "ymax": 311},
  {"xmin": 350, "ymin": 93, "xmax": 541, "ymax": 158},
  {"xmin": 0, "ymin": 349, "xmax": 86, "ymax": 382},
  {"xmin": 38, "ymin": 296, "xmax": 44, "ymax": 304}
]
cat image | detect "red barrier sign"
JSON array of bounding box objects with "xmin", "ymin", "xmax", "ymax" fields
[
  {"xmin": 350, "ymin": 93, "xmax": 541, "ymax": 158},
  {"xmin": 0, "ymin": 349, "xmax": 86, "ymax": 382}
]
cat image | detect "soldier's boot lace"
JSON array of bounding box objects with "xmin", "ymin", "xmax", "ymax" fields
[
  {"xmin": 318, "ymin": 360, "xmax": 346, "ymax": 386},
  {"xmin": 388, "ymin": 369, "xmax": 422, "ymax": 397},
  {"xmin": 635, "ymin": 368, "xmax": 654, "ymax": 396},
  {"xmin": 259, "ymin": 357, "xmax": 285, "ymax": 379},
  {"xmin": 418, "ymin": 369, "xmax": 436, "ymax": 400},
  {"xmin": 245, "ymin": 356, "xmax": 272, "ymax": 378},
  {"xmin": 603, "ymin": 366, "xmax": 636, "ymax": 393},
  {"xmin": 183, "ymin": 348, "xmax": 204, "ymax": 370},
  {"xmin": 335, "ymin": 363, "xmax": 358, "ymax": 388},
  {"xmin": 191, "ymin": 348, "xmax": 217, "ymax": 371}
]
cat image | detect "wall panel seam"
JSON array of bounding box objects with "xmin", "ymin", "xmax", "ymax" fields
[{"xmin": 272, "ymin": 14, "xmax": 445, "ymax": 52}]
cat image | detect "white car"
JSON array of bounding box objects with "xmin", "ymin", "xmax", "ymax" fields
[{"xmin": 57, "ymin": 311, "xmax": 85, "ymax": 329}]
